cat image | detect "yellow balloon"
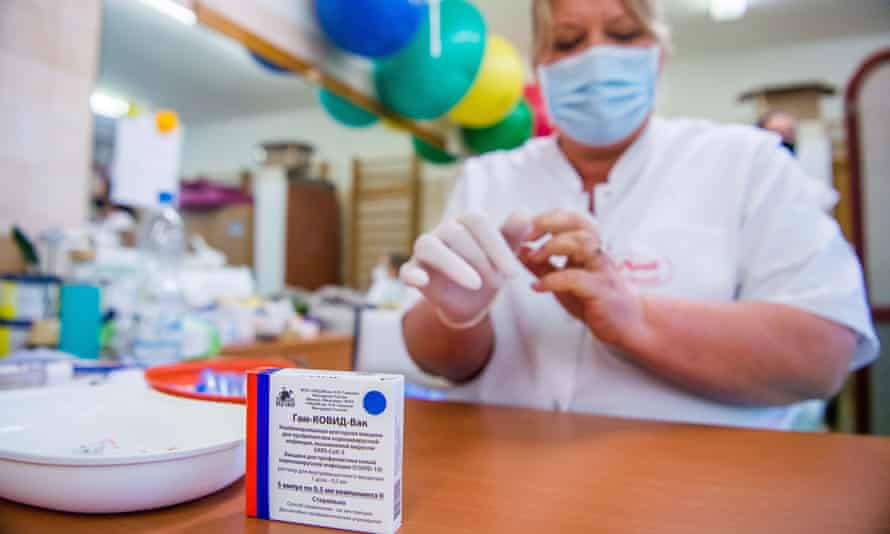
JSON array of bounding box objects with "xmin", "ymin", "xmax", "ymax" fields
[
  {"xmin": 448, "ymin": 35, "xmax": 524, "ymax": 128},
  {"xmin": 156, "ymin": 110, "xmax": 179, "ymax": 133}
]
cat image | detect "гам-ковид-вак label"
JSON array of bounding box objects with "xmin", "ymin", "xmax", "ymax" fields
[{"xmin": 246, "ymin": 368, "xmax": 404, "ymax": 534}]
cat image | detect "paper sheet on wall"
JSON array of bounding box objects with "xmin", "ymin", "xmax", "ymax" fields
[{"xmin": 111, "ymin": 115, "xmax": 182, "ymax": 208}]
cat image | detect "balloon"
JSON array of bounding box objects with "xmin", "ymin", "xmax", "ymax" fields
[
  {"xmin": 524, "ymin": 83, "xmax": 554, "ymax": 137},
  {"xmin": 449, "ymin": 35, "xmax": 524, "ymax": 128},
  {"xmin": 462, "ymin": 100, "xmax": 533, "ymax": 154},
  {"xmin": 249, "ymin": 51, "xmax": 289, "ymax": 74},
  {"xmin": 155, "ymin": 110, "xmax": 179, "ymax": 134},
  {"xmin": 374, "ymin": 0, "xmax": 486, "ymax": 120},
  {"xmin": 314, "ymin": 0, "xmax": 426, "ymax": 58},
  {"xmin": 413, "ymin": 136, "xmax": 458, "ymax": 165},
  {"xmin": 318, "ymin": 89, "xmax": 379, "ymax": 128}
]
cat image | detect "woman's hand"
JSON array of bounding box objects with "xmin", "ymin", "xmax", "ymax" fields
[
  {"xmin": 400, "ymin": 212, "xmax": 532, "ymax": 382},
  {"xmin": 519, "ymin": 209, "xmax": 653, "ymax": 350},
  {"xmin": 401, "ymin": 212, "xmax": 532, "ymax": 328}
]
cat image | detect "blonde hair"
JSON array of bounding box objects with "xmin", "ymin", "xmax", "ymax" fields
[{"xmin": 532, "ymin": 0, "xmax": 671, "ymax": 60}]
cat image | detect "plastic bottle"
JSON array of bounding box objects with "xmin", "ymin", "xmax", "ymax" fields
[
  {"xmin": 131, "ymin": 191, "xmax": 187, "ymax": 365},
  {"xmin": 139, "ymin": 192, "xmax": 186, "ymax": 261}
]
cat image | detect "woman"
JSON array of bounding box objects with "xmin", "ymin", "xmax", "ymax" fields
[{"xmin": 397, "ymin": 0, "xmax": 878, "ymax": 429}]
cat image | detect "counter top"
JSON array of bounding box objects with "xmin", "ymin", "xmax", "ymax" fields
[{"xmin": 3, "ymin": 399, "xmax": 890, "ymax": 533}]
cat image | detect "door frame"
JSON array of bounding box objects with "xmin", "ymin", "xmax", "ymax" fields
[{"xmin": 844, "ymin": 48, "xmax": 890, "ymax": 433}]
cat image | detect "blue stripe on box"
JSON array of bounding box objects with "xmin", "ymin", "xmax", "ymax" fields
[{"xmin": 256, "ymin": 368, "xmax": 278, "ymax": 519}]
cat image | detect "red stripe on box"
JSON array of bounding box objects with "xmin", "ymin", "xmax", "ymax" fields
[{"xmin": 245, "ymin": 370, "xmax": 258, "ymax": 517}]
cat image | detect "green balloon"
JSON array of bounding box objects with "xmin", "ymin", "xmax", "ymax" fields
[
  {"xmin": 412, "ymin": 136, "xmax": 458, "ymax": 165},
  {"xmin": 319, "ymin": 88, "xmax": 378, "ymax": 127},
  {"xmin": 462, "ymin": 100, "xmax": 533, "ymax": 154},
  {"xmin": 374, "ymin": 0, "xmax": 486, "ymax": 120}
]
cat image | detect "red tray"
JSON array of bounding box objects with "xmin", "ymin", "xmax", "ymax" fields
[{"xmin": 145, "ymin": 358, "xmax": 295, "ymax": 404}]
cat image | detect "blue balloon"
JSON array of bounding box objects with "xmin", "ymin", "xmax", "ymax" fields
[
  {"xmin": 314, "ymin": 0, "xmax": 426, "ymax": 58},
  {"xmin": 249, "ymin": 51, "xmax": 290, "ymax": 74}
]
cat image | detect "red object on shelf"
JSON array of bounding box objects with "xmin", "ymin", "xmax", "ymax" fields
[
  {"xmin": 145, "ymin": 358, "xmax": 295, "ymax": 404},
  {"xmin": 179, "ymin": 178, "xmax": 253, "ymax": 211}
]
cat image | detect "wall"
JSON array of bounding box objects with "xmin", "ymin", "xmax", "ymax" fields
[
  {"xmin": 184, "ymin": 106, "xmax": 410, "ymax": 184},
  {"xmin": 182, "ymin": 104, "xmax": 456, "ymax": 225},
  {"xmin": 658, "ymin": 32, "xmax": 890, "ymax": 125},
  {"xmin": 183, "ymin": 106, "xmax": 456, "ymax": 290},
  {"xmin": 0, "ymin": 0, "xmax": 101, "ymax": 234}
]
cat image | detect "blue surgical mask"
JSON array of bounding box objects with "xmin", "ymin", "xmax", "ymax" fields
[{"xmin": 538, "ymin": 45, "xmax": 659, "ymax": 147}]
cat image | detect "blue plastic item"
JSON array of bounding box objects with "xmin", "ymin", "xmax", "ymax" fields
[
  {"xmin": 195, "ymin": 369, "xmax": 246, "ymax": 398},
  {"xmin": 59, "ymin": 284, "xmax": 101, "ymax": 360}
]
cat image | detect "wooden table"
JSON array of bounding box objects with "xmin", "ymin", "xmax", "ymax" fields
[
  {"xmin": 3, "ymin": 400, "xmax": 890, "ymax": 533},
  {"xmin": 221, "ymin": 333, "xmax": 354, "ymax": 371}
]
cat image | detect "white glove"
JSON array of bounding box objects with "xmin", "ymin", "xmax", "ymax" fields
[{"xmin": 400, "ymin": 211, "xmax": 532, "ymax": 329}]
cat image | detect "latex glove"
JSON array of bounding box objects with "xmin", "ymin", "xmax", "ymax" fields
[{"xmin": 401, "ymin": 212, "xmax": 532, "ymax": 329}]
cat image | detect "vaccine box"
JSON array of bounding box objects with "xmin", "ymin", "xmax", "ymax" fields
[{"xmin": 246, "ymin": 368, "xmax": 404, "ymax": 533}]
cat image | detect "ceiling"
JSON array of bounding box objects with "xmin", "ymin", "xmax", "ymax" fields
[
  {"xmin": 480, "ymin": 0, "xmax": 890, "ymax": 58},
  {"xmin": 97, "ymin": 0, "xmax": 318, "ymax": 125},
  {"xmin": 96, "ymin": 0, "xmax": 890, "ymax": 126}
]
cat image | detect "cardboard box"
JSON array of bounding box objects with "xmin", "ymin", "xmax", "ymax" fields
[
  {"xmin": 246, "ymin": 368, "xmax": 404, "ymax": 533},
  {"xmin": 182, "ymin": 205, "xmax": 254, "ymax": 267},
  {"xmin": 0, "ymin": 235, "xmax": 25, "ymax": 274}
]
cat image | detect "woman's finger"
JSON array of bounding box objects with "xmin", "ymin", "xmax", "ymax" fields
[
  {"xmin": 414, "ymin": 234, "xmax": 483, "ymax": 291},
  {"xmin": 527, "ymin": 210, "xmax": 596, "ymax": 241},
  {"xmin": 531, "ymin": 269, "xmax": 607, "ymax": 300},
  {"xmin": 437, "ymin": 220, "xmax": 494, "ymax": 277},
  {"xmin": 399, "ymin": 260, "xmax": 430, "ymax": 288},
  {"xmin": 518, "ymin": 246, "xmax": 555, "ymax": 279},
  {"xmin": 500, "ymin": 210, "xmax": 534, "ymax": 252},
  {"xmin": 459, "ymin": 213, "xmax": 518, "ymax": 277},
  {"xmin": 528, "ymin": 230, "xmax": 602, "ymax": 268}
]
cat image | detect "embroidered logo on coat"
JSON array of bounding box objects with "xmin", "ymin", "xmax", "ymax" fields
[{"xmin": 613, "ymin": 245, "xmax": 672, "ymax": 287}]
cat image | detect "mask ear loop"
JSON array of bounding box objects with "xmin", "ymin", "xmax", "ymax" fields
[{"xmin": 429, "ymin": 0, "xmax": 442, "ymax": 58}]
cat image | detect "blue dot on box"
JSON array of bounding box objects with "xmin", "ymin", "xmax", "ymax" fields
[{"xmin": 363, "ymin": 391, "xmax": 387, "ymax": 415}]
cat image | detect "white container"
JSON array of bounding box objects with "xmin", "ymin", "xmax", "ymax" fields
[
  {"xmin": 0, "ymin": 382, "xmax": 245, "ymax": 513},
  {"xmin": 0, "ymin": 274, "xmax": 60, "ymax": 321},
  {"xmin": 0, "ymin": 358, "xmax": 73, "ymax": 390},
  {"xmin": 0, "ymin": 319, "xmax": 31, "ymax": 357},
  {"xmin": 247, "ymin": 369, "xmax": 404, "ymax": 534}
]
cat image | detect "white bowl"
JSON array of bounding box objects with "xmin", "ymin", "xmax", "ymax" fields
[{"xmin": 0, "ymin": 382, "xmax": 245, "ymax": 513}]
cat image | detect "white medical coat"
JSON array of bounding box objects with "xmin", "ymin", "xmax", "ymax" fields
[{"xmin": 410, "ymin": 117, "xmax": 879, "ymax": 429}]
